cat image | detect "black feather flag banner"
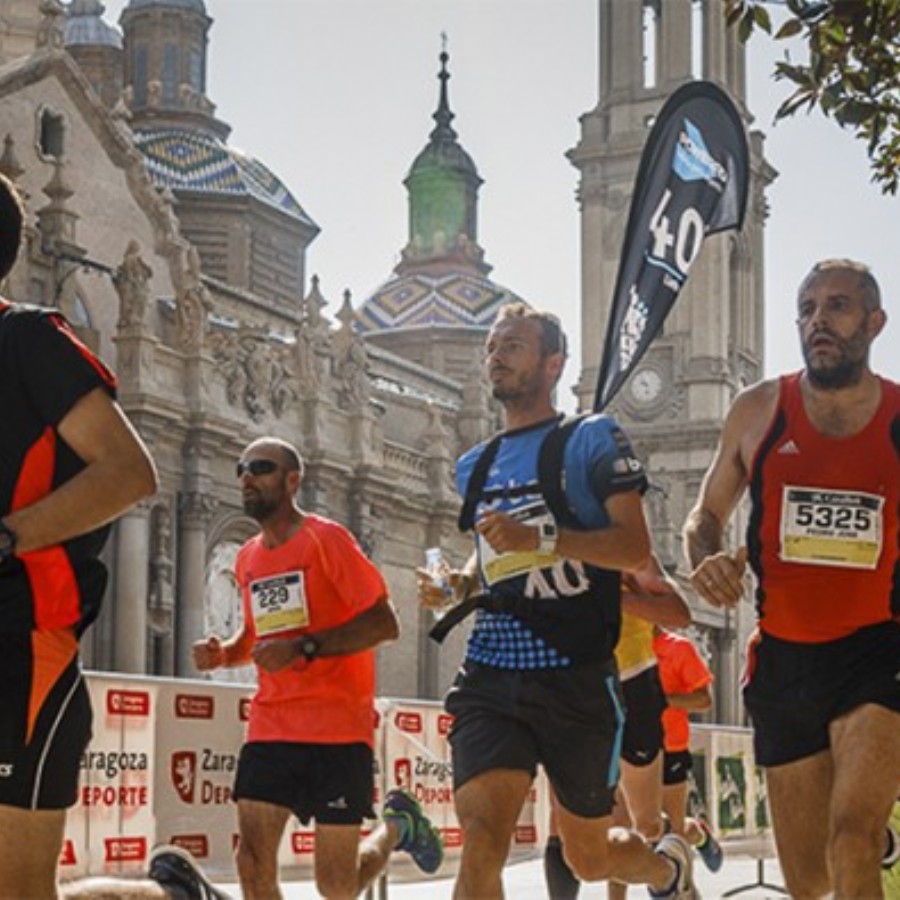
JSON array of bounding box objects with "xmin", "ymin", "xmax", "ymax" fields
[{"xmin": 594, "ymin": 80, "xmax": 750, "ymax": 411}]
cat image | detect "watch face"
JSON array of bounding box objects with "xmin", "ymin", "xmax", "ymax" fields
[{"xmin": 630, "ymin": 368, "xmax": 663, "ymax": 403}]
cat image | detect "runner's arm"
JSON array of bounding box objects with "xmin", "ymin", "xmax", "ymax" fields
[{"xmin": 4, "ymin": 388, "xmax": 157, "ymax": 553}]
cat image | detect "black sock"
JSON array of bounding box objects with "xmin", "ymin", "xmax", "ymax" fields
[{"xmin": 544, "ymin": 835, "xmax": 581, "ymax": 900}]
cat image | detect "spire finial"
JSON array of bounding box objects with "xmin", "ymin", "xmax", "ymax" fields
[{"xmin": 431, "ymin": 33, "xmax": 457, "ymax": 143}]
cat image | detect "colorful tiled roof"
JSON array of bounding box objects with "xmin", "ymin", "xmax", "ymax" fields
[
  {"xmin": 357, "ymin": 271, "xmax": 523, "ymax": 332},
  {"xmin": 133, "ymin": 129, "xmax": 315, "ymax": 228}
]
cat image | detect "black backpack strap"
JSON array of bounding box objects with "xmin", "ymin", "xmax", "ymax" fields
[
  {"xmin": 457, "ymin": 434, "xmax": 503, "ymax": 532},
  {"xmin": 537, "ymin": 413, "xmax": 586, "ymax": 527}
]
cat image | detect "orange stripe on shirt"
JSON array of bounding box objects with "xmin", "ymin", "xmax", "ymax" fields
[
  {"xmin": 27, "ymin": 628, "xmax": 77, "ymax": 743},
  {"xmin": 11, "ymin": 427, "xmax": 81, "ymax": 630}
]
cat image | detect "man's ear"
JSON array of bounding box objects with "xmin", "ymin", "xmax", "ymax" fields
[{"xmin": 546, "ymin": 351, "xmax": 566, "ymax": 383}]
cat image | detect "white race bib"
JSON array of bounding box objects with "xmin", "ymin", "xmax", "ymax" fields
[
  {"xmin": 780, "ymin": 486, "xmax": 884, "ymax": 569},
  {"xmin": 478, "ymin": 500, "xmax": 558, "ymax": 587},
  {"xmin": 249, "ymin": 571, "xmax": 309, "ymax": 636}
]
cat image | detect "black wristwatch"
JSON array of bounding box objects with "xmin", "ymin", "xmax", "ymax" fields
[
  {"xmin": 297, "ymin": 634, "xmax": 321, "ymax": 662},
  {"xmin": 0, "ymin": 519, "xmax": 18, "ymax": 563}
]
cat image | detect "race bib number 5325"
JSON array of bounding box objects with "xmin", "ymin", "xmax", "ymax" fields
[{"xmin": 780, "ymin": 486, "xmax": 884, "ymax": 569}]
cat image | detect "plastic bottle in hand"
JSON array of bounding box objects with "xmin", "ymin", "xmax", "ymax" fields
[{"xmin": 424, "ymin": 547, "xmax": 454, "ymax": 619}]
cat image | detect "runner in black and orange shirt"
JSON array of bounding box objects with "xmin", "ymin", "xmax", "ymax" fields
[
  {"xmin": 0, "ymin": 174, "xmax": 158, "ymax": 898},
  {"xmin": 684, "ymin": 259, "xmax": 900, "ymax": 898}
]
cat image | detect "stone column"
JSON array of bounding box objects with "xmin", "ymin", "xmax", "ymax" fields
[
  {"xmin": 176, "ymin": 491, "xmax": 217, "ymax": 676},
  {"xmin": 112, "ymin": 502, "xmax": 151, "ymax": 673}
]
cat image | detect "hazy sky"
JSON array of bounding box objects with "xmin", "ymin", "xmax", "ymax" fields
[{"xmin": 100, "ymin": 0, "xmax": 900, "ymax": 400}]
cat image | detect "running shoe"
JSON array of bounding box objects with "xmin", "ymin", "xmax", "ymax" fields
[
  {"xmin": 383, "ymin": 787, "xmax": 445, "ymax": 874},
  {"xmin": 883, "ymin": 799, "xmax": 900, "ymax": 900},
  {"xmin": 694, "ymin": 819, "xmax": 724, "ymax": 873},
  {"xmin": 649, "ymin": 833, "xmax": 701, "ymax": 899},
  {"xmin": 148, "ymin": 844, "xmax": 232, "ymax": 900}
]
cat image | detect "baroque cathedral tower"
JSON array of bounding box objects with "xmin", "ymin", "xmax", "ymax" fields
[{"xmin": 570, "ymin": 0, "xmax": 775, "ymax": 721}]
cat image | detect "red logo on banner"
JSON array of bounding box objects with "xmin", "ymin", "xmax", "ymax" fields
[
  {"xmin": 394, "ymin": 758, "xmax": 412, "ymax": 789},
  {"xmin": 238, "ymin": 698, "xmax": 250, "ymax": 721},
  {"xmin": 175, "ymin": 694, "xmax": 214, "ymax": 719},
  {"xmin": 514, "ymin": 825, "xmax": 537, "ymax": 845},
  {"xmin": 373, "ymin": 708, "xmax": 381, "ymax": 728},
  {"xmin": 59, "ymin": 839, "xmax": 76, "ymax": 866},
  {"xmin": 291, "ymin": 831, "xmax": 315, "ymax": 854},
  {"xmin": 437, "ymin": 714, "xmax": 454, "ymax": 736},
  {"xmin": 171, "ymin": 834, "xmax": 209, "ymax": 858},
  {"xmin": 442, "ymin": 827, "xmax": 463, "ymax": 848},
  {"xmin": 394, "ymin": 711, "xmax": 422, "ymax": 733},
  {"xmin": 105, "ymin": 836, "xmax": 147, "ymax": 863},
  {"xmin": 106, "ymin": 689, "xmax": 150, "ymax": 716},
  {"xmin": 171, "ymin": 751, "xmax": 197, "ymax": 803}
]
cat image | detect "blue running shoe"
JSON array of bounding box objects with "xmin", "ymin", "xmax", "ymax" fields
[
  {"xmin": 383, "ymin": 788, "xmax": 444, "ymax": 874},
  {"xmin": 694, "ymin": 820, "xmax": 724, "ymax": 873}
]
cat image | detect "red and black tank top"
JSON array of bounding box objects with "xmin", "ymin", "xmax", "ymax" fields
[{"xmin": 748, "ymin": 372, "xmax": 900, "ymax": 642}]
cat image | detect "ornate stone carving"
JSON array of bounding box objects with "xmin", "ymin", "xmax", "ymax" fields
[
  {"xmin": 148, "ymin": 505, "xmax": 174, "ymax": 637},
  {"xmin": 211, "ymin": 327, "xmax": 297, "ymax": 422},
  {"xmin": 114, "ymin": 240, "xmax": 152, "ymax": 330},
  {"xmin": 175, "ymin": 246, "xmax": 212, "ymax": 353},
  {"xmin": 179, "ymin": 491, "xmax": 218, "ymax": 529},
  {"xmin": 37, "ymin": 0, "xmax": 65, "ymax": 50}
]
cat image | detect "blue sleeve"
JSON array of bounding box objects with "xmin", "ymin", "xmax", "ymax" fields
[
  {"xmin": 455, "ymin": 441, "xmax": 486, "ymax": 500},
  {"xmin": 565, "ymin": 414, "xmax": 647, "ymax": 507}
]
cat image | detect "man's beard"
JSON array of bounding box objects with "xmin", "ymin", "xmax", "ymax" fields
[
  {"xmin": 490, "ymin": 371, "xmax": 542, "ymax": 405},
  {"xmin": 243, "ymin": 493, "xmax": 279, "ymax": 522},
  {"xmin": 802, "ymin": 326, "xmax": 869, "ymax": 390}
]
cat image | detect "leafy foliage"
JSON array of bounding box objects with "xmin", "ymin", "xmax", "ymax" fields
[{"xmin": 725, "ymin": 0, "xmax": 900, "ymax": 194}]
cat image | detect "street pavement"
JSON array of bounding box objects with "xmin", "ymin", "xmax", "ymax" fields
[{"xmin": 217, "ymin": 850, "xmax": 788, "ymax": 898}]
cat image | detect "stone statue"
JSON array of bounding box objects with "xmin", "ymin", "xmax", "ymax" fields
[
  {"xmin": 113, "ymin": 240, "xmax": 152, "ymax": 330},
  {"xmin": 176, "ymin": 246, "xmax": 212, "ymax": 353}
]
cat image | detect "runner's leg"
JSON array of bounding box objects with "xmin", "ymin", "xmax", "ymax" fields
[
  {"xmin": 0, "ymin": 806, "xmax": 66, "ymax": 899},
  {"xmin": 235, "ymin": 797, "xmax": 291, "ymax": 900},
  {"xmin": 453, "ymin": 768, "xmax": 532, "ymax": 900},
  {"xmin": 765, "ymin": 750, "xmax": 832, "ymax": 898},
  {"xmin": 829, "ymin": 704, "xmax": 900, "ymax": 898}
]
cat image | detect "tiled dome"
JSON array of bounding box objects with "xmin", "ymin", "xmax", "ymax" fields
[
  {"xmin": 357, "ymin": 270, "xmax": 522, "ymax": 332},
  {"xmin": 134, "ymin": 129, "xmax": 315, "ymax": 228}
]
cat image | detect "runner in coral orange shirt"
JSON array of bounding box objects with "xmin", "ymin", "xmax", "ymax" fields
[{"xmin": 193, "ymin": 437, "xmax": 443, "ymax": 897}]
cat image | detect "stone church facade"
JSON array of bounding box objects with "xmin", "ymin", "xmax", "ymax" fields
[{"xmin": 0, "ymin": 0, "xmax": 771, "ymax": 723}]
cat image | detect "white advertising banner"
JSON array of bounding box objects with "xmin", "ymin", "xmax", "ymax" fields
[{"xmin": 69, "ymin": 676, "xmax": 771, "ymax": 886}]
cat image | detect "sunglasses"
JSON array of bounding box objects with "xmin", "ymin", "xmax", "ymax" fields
[{"xmin": 236, "ymin": 459, "xmax": 279, "ymax": 478}]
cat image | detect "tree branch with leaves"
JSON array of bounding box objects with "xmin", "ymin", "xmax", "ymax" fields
[{"xmin": 726, "ymin": 0, "xmax": 900, "ymax": 194}]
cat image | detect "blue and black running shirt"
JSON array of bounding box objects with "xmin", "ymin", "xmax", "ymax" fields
[{"xmin": 455, "ymin": 413, "xmax": 647, "ymax": 670}]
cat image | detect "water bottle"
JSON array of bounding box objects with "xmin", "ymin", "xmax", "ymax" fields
[{"xmin": 424, "ymin": 547, "xmax": 453, "ymax": 618}]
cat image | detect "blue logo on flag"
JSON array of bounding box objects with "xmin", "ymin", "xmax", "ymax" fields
[{"xmin": 673, "ymin": 119, "xmax": 727, "ymax": 188}]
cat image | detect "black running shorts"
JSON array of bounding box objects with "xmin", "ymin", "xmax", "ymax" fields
[
  {"xmin": 620, "ymin": 665, "xmax": 665, "ymax": 767},
  {"xmin": 232, "ymin": 741, "xmax": 375, "ymax": 825},
  {"xmin": 662, "ymin": 750, "xmax": 693, "ymax": 786},
  {"xmin": 446, "ymin": 657, "xmax": 624, "ymax": 818},
  {"xmin": 0, "ymin": 632, "xmax": 92, "ymax": 810},
  {"xmin": 743, "ymin": 620, "xmax": 900, "ymax": 767}
]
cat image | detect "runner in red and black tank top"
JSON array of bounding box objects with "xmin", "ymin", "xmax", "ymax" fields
[{"xmin": 748, "ymin": 371, "xmax": 900, "ymax": 642}]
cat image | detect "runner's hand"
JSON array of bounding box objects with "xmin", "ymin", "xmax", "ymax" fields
[
  {"xmin": 690, "ymin": 547, "xmax": 748, "ymax": 608},
  {"xmin": 192, "ymin": 635, "xmax": 224, "ymax": 671},
  {"xmin": 252, "ymin": 637, "xmax": 300, "ymax": 673}
]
